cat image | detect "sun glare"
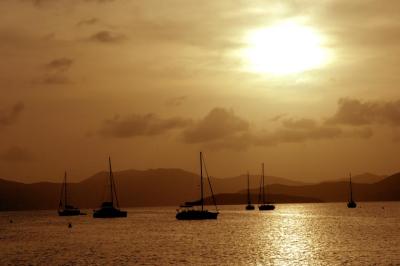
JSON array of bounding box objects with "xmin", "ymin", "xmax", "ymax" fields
[{"xmin": 243, "ymin": 21, "xmax": 330, "ymax": 75}]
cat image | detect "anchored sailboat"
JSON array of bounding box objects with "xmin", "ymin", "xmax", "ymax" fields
[
  {"xmin": 245, "ymin": 172, "xmax": 255, "ymax": 210},
  {"xmin": 58, "ymin": 171, "xmax": 82, "ymax": 216},
  {"xmin": 347, "ymin": 172, "xmax": 357, "ymax": 208},
  {"xmin": 258, "ymin": 163, "xmax": 275, "ymax": 211},
  {"xmin": 176, "ymin": 152, "xmax": 219, "ymax": 220},
  {"xmin": 93, "ymin": 157, "xmax": 127, "ymax": 218}
]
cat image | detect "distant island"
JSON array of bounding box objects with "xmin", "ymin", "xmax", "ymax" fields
[{"xmin": 0, "ymin": 169, "xmax": 398, "ymax": 211}]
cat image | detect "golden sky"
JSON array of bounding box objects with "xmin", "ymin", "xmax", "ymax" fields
[{"xmin": 1, "ymin": 0, "xmax": 400, "ymax": 182}]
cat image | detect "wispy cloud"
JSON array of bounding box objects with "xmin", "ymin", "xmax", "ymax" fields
[
  {"xmin": 0, "ymin": 146, "xmax": 33, "ymax": 162},
  {"xmin": 326, "ymin": 98, "xmax": 400, "ymax": 126},
  {"xmin": 89, "ymin": 30, "xmax": 127, "ymax": 43},
  {"xmin": 77, "ymin": 17, "xmax": 99, "ymax": 27},
  {"xmin": 0, "ymin": 102, "xmax": 25, "ymax": 128},
  {"xmin": 99, "ymin": 113, "xmax": 191, "ymax": 138}
]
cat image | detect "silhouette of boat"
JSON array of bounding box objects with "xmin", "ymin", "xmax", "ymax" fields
[
  {"xmin": 176, "ymin": 152, "xmax": 219, "ymax": 220},
  {"xmin": 347, "ymin": 172, "xmax": 357, "ymax": 208},
  {"xmin": 93, "ymin": 157, "xmax": 127, "ymax": 218},
  {"xmin": 245, "ymin": 172, "xmax": 255, "ymax": 210},
  {"xmin": 258, "ymin": 163, "xmax": 275, "ymax": 211},
  {"xmin": 58, "ymin": 171, "xmax": 83, "ymax": 216}
]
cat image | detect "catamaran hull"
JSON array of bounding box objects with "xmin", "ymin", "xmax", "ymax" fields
[
  {"xmin": 245, "ymin": 204, "xmax": 255, "ymax": 210},
  {"xmin": 259, "ymin": 204, "xmax": 275, "ymax": 211},
  {"xmin": 58, "ymin": 209, "xmax": 82, "ymax": 216},
  {"xmin": 176, "ymin": 210, "xmax": 218, "ymax": 220},
  {"xmin": 347, "ymin": 201, "xmax": 357, "ymax": 208},
  {"xmin": 93, "ymin": 210, "xmax": 127, "ymax": 218}
]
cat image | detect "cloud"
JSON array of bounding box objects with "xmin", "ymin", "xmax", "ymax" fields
[
  {"xmin": 182, "ymin": 109, "xmax": 372, "ymax": 150},
  {"xmin": 327, "ymin": 98, "xmax": 400, "ymax": 126},
  {"xmin": 0, "ymin": 146, "xmax": 33, "ymax": 162},
  {"xmin": 89, "ymin": 31, "xmax": 127, "ymax": 43},
  {"xmin": 45, "ymin": 57, "xmax": 73, "ymax": 72},
  {"xmin": 281, "ymin": 118, "xmax": 317, "ymax": 130},
  {"xmin": 36, "ymin": 57, "xmax": 74, "ymax": 85},
  {"xmin": 182, "ymin": 108, "xmax": 249, "ymax": 143},
  {"xmin": 99, "ymin": 113, "xmax": 191, "ymax": 138},
  {"xmin": 165, "ymin": 96, "xmax": 187, "ymax": 107},
  {"xmin": 97, "ymin": 105, "xmax": 375, "ymax": 150},
  {"xmin": 77, "ymin": 18, "xmax": 99, "ymax": 27},
  {"xmin": 0, "ymin": 102, "xmax": 25, "ymax": 128},
  {"xmin": 25, "ymin": 0, "xmax": 116, "ymax": 7}
]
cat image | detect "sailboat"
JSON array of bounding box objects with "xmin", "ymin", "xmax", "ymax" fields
[
  {"xmin": 258, "ymin": 163, "xmax": 275, "ymax": 211},
  {"xmin": 176, "ymin": 152, "xmax": 219, "ymax": 220},
  {"xmin": 245, "ymin": 172, "xmax": 255, "ymax": 210},
  {"xmin": 58, "ymin": 171, "xmax": 82, "ymax": 216},
  {"xmin": 347, "ymin": 172, "xmax": 357, "ymax": 208},
  {"xmin": 93, "ymin": 157, "xmax": 127, "ymax": 218}
]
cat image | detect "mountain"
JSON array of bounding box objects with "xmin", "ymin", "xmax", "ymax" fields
[
  {"xmin": 211, "ymin": 174, "xmax": 308, "ymax": 194},
  {"xmin": 0, "ymin": 168, "xmax": 306, "ymax": 211},
  {"xmin": 332, "ymin": 173, "xmax": 387, "ymax": 184},
  {"xmin": 248, "ymin": 172, "xmax": 400, "ymax": 203},
  {"xmin": 203, "ymin": 193, "xmax": 322, "ymax": 205},
  {"xmin": 0, "ymin": 169, "xmax": 399, "ymax": 211}
]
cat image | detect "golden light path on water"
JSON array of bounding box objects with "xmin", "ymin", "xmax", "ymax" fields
[
  {"xmin": 242, "ymin": 21, "xmax": 331, "ymax": 75},
  {"xmin": 1, "ymin": 203, "xmax": 400, "ymax": 265}
]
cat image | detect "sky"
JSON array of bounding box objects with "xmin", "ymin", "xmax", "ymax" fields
[{"xmin": 1, "ymin": 0, "xmax": 400, "ymax": 183}]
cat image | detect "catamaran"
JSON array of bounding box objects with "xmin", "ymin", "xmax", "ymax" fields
[
  {"xmin": 58, "ymin": 171, "xmax": 83, "ymax": 216},
  {"xmin": 347, "ymin": 172, "xmax": 357, "ymax": 208},
  {"xmin": 176, "ymin": 152, "xmax": 219, "ymax": 220},
  {"xmin": 258, "ymin": 163, "xmax": 275, "ymax": 211},
  {"xmin": 245, "ymin": 172, "xmax": 255, "ymax": 210},
  {"xmin": 93, "ymin": 157, "xmax": 127, "ymax": 218}
]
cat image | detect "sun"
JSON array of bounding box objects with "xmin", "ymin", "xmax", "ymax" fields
[{"xmin": 242, "ymin": 21, "xmax": 330, "ymax": 75}]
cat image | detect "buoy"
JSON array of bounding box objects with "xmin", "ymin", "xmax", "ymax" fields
[{"xmin": 68, "ymin": 222, "xmax": 72, "ymax": 228}]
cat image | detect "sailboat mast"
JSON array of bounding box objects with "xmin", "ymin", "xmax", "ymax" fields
[
  {"xmin": 64, "ymin": 171, "xmax": 67, "ymax": 208},
  {"xmin": 262, "ymin": 163, "xmax": 265, "ymax": 204},
  {"xmin": 349, "ymin": 172, "xmax": 353, "ymax": 202},
  {"xmin": 109, "ymin": 157, "xmax": 114, "ymax": 205},
  {"xmin": 200, "ymin": 152, "xmax": 204, "ymax": 211},
  {"xmin": 247, "ymin": 172, "xmax": 250, "ymax": 204}
]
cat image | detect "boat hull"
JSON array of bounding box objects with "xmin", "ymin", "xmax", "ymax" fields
[
  {"xmin": 58, "ymin": 209, "xmax": 82, "ymax": 216},
  {"xmin": 259, "ymin": 204, "xmax": 275, "ymax": 211},
  {"xmin": 93, "ymin": 208, "xmax": 127, "ymax": 218},
  {"xmin": 347, "ymin": 201, "xmax": 357, "ymax": 208},
  {"xmin": 176, "ymin": 210, "xmax": 218, "ymax": 220},
  {"xmin": 245, "ymin": 204, "xmax": 255, "ymax": 210}
]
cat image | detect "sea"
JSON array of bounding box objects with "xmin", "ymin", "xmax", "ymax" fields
[{"xmin": 1, "ymin": 202, "xmax": 399, "ymax": 265}]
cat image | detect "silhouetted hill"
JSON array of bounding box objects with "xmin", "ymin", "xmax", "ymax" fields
[
  {"xmin": 249, "ymin": 172, "xmax": 400, "ymax": 203},
  {"xmin": 204, "ymin": 193, "xmax": 322, "ymax": 205},
  {"xmin": 0, "ymin": 169, "xmax": 399, "ymax": 211},
  {"xmin": 211, "ymin": 174, "xmax": 308, "ymax": 194},
  {"xmin": 332, "ymin": 172, "xmax": 386, "ymax": 184}
]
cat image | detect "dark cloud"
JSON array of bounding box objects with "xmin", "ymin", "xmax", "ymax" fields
[
  {"xmin": 165, "ymin": 96, "xmax": 187, "ymax": 107},
  {"xmin": 40, "ymin": 75, "xmax": 71, "ymax": 85},
  {"xmin": 99, "ymin": 113, "xmax": 191, "ymax": 138},
  {"xmin": 269, "ymin": 114, "xmax": 287, "ymax": 122},
  {"xmin": 45, "ymin": 58, "xmax": 73, "ymax": 72},
  {"xmin": 89, "ymin": 31, "xmax": 127, "ymax": 43},
  {"xmin": 281, "ymin": 118, "xmax": 317, "ymax": 130},
  {"xmin": 0, "ymin": 102, "xmax": 25, "ymax": 128},
  {"xmin": 182, "ymin": 108, "xmax": 373, "ymax": 151},
  {"xmin": 37, "ymin": 57, "xmax": 74, "ymax": 85},
  {"xmin": 97, "ymin": 105, "xmax": 375, "ymax": 150},
  {"xmin": 25, "ymin": 0, "xmax": 115, "ymax": 7},
  {"xmin": 0, "ymin": 146, "xmax": 33, "ymax": 162},
  {"xmin": 77, "ymin": 18, "xmax": 99, "ymax": 27},
  {"xmin": 182, "ymin": 108, "xmax": 249, "ymax": 143},
  {"xmin": 327, "ymin": 98, "xmax": 400, "ymax": 126}
]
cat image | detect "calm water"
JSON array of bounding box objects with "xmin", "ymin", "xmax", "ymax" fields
[{"xmin": 1, "ymin": 202, "xmax": 399, "ymax": 265}]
